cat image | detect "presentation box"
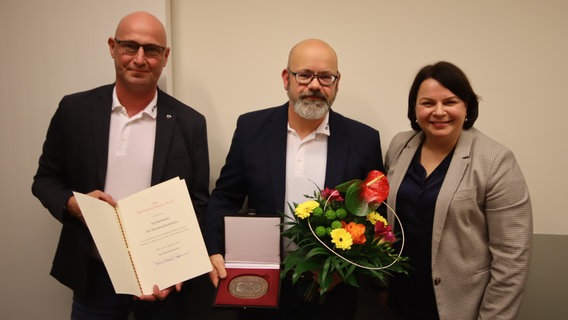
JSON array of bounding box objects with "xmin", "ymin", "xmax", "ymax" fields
[{"xmin": 214, "ymin": 216, "xmax": 281, "ymax": 308}]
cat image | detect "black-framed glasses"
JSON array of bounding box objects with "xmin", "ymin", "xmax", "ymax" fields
[
  {"xmin": 288, "ymin": 69, "xmax": 339, "ymax": 86},
  {"xmin": 114, "ymin": 38, "xmax": 166, "ymax": 58}
]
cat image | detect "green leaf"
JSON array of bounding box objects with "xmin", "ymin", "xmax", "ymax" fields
[
  {"xmin": 344, "ymin": 183, "xmax": 370, "ymax": 216},
  {"xmin": 335, "ymin": 179, "xmax": 361, "ymax": 193},
  {"xmin": 305, "ymin": 247, "xmax": 329, "ymax": 259},
  {"xmin": 318, "ymin": 257, "xmax": 333, "ymax": 294}
]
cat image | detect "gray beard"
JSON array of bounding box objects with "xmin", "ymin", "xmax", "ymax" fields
[{"xmin": 291, "ymin": 98, "xmax": 331, "ymax": 120}]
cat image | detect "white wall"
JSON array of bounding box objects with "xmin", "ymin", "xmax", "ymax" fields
[
  {"xmin": 0, "ymin": 1, "xmax": 168, "ymax": 318},
  {"xmin": 170, "ymin": 0, "xmax": 567, "ymax": 236}
]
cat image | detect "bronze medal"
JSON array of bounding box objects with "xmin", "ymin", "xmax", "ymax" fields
[{"xmin": 228, "ymin": 275, "xmax": 269, "ymax": 299}]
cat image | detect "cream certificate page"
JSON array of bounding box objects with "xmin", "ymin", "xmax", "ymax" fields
[{"xmin": 74, "ymin": 177, "xmax": 211, "ymax": 295}]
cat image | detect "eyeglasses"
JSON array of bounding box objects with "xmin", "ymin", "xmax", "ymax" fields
[
  {"xmin": 114, "ymin": 38, "xmax": 166, "ymax": 58},
  {"xmin": 288, "ymin": 69, "xmax": 339, "ymax": 86}
]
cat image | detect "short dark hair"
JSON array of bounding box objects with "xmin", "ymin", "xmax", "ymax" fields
[{"xmin": 407, "ymin": 61, "xmax": 479, "ymax": 131}]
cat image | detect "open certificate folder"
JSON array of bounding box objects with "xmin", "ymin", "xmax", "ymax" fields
[{"xmin": 73, "ymin": 177, "xmax": 211, "ymax": 296}]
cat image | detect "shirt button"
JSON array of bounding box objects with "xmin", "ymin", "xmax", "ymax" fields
[{"xmin": 433, "ymin": 277, "xmax": 441, "ymax": 286}]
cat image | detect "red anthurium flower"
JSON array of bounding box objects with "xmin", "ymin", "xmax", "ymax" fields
[
  {"xmin": 321, "ymin": 187, "xmax": 344, "ymax": 202},
  {"xmin": 338, "ymin": 170, "xmax": 390, "ymax": 216},
  {"xmin": 361, "ymin": 170, "xmax": 389, "ymax": 207}
]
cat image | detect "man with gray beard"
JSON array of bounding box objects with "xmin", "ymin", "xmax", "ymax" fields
[{"xmin": 203, "ymin": 38, "xmax": 384, "ymax": 320}]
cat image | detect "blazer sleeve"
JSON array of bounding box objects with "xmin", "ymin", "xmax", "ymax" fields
[
  {"xmin": 31, "ymin": 90, "xmax": 109, "ymax": 223},
  {"xmin": 32, "ymin": 104, "xmax": 72, "ymax": 222},
  {"xmin": 203, "ymin": 115, "xmax": 250, "ymax": 255},
  {"xmin": 478, "ymin": 146, "xmax": 533, "ymax": 319}
]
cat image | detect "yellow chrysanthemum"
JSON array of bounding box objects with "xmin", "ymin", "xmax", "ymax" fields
[
  {"xmin": 330, "ymin": 228, "xmax": 353, "ymax": 250},
  {"xmin": 294, "ymin": 200, "xmax": 320, "ymax": 219},
  {"xmin": 367, "ymin": 211, "xmax": 388, "ymax": 226}
]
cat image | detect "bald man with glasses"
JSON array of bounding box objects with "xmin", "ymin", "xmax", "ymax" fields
[
  {"xmin": 204, "ymin": 38, "xmax": 385, "ymax": 320},
  {"xmin": 32, "ymin": 11, "xmax": 209, "ymax": 319}
]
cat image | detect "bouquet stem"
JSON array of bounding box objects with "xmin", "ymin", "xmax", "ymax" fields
[{"xmin": 303, "ymin": 280, "xmax": 325, "ymax": 303}]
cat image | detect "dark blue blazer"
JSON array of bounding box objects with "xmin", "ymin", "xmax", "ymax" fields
[
  {"xmin": 204, "ymin": 103, "xmax": 383, "ymax": 255},
  {"xmin": 32, "ymin": 84, "xmax": 210, "ymax": 298}
]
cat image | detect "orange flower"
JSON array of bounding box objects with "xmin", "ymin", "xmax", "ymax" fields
[{"xmin": 342, "ymin": 221, "xmax": 367, "ymax": 244}]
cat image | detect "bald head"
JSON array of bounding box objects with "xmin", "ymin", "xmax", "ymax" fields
[
  {"xmin": 283, "ymin": 39, "xmax": 340, "ymax": 122},
  {"xmin": 115, "ymin": 11, "xmax": 167, "ymax": 46},
  {"xmin": 109, "ymin": 11, "xmax": 170, "ymax": 99},
  {"xmin": 287, "ymin": 39, "xmax": 338, "ymax": 73}
]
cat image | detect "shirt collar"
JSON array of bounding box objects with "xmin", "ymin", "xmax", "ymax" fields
[
  {"xmin": 111, "ymin": 86, "xmax": 158, "ymax": 119},
  {"xmin": 315, "ymin": 113, "xmax": 330, "ymax": 136},
  {"xmin": 287, "ymin": 112, "xmax": 331, "ymax": 137}
]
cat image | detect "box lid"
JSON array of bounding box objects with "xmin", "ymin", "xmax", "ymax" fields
[{"xmin": 224, "ymin": 216, "xmax": 280, "ymax": 266}]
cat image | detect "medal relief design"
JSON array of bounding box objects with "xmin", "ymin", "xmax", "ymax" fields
[{"xmin": 228, "ymin": 275, "xmax": 269, "ymax": 299}]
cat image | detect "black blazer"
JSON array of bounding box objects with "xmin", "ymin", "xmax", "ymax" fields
[
  {"xmin": 203, "ymin": 103, "xmax": 384, "ymax": 255},
  {"xmin": 32, "ymin": 84, "xmax": 210, "ymax": 298}
]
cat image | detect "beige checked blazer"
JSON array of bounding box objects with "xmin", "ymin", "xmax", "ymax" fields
[{"xmin": 385, "ymin": 128, "xmax": 533, "ymax": 320}]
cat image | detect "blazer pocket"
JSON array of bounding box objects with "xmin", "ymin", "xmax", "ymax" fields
[
  {"xmin": 452, "ymin": 187, "xmax": 476, "ymax": 200},
  {"xmin": 448, "ymin": 187, "xmax": 485, "ymax": 231}
]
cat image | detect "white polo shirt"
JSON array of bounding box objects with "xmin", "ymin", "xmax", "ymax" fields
[
  {"xmin": 283, "ymin": 113, "xmax": 329, "ymax": 251},
  {"xmin": 104, "ymin": 87, "xmax": 157, "ymax": 200}
]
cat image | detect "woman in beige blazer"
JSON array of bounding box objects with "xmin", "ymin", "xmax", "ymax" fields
[{"xmin": 385, "ymin": 61, "xmax": 532, "ymax": 320}]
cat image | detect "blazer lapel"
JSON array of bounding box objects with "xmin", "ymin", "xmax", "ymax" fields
[
  {"xmin": 151, "ymin": 90, "xmax": 176, "ymax": 185},
  {"xmin": 325, "ymin": 110, "xmax": 350, "ymax": 188},
  {"xmin": 387, "ymin": 132, "xmax": 423, "ymax": 214},
  {"xmin": 267, "ymin": 104, "xmax": 289, "ymax": 212},
  {"xmin": 92, "ymin": 85, "xmax": 113, "ymax": 189},
  {"xmin": 431, "ymin": 129, "xmax": 473, "ymax": 261}
]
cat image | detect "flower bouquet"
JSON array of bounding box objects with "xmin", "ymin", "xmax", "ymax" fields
[{"xmin": 281, "ymin": 170, "xmax": 409, "ymax": 300}]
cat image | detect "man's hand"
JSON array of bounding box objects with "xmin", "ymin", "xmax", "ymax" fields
[
  {"xmin": 208, "ymin": 254, "xmax": 227, "ymax": 288},
  {"xmin": 137, "ymin": 283, "xmax": 183, "ymax": 302},
  {"xmin": 66, "ymin": 190, "xmax": 117, "ymax": 224}
]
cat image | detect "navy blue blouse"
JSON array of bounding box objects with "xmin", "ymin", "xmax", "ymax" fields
[{"xmin": 388, "ymin": 144, "xmax": 454, "ymax": 320}]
